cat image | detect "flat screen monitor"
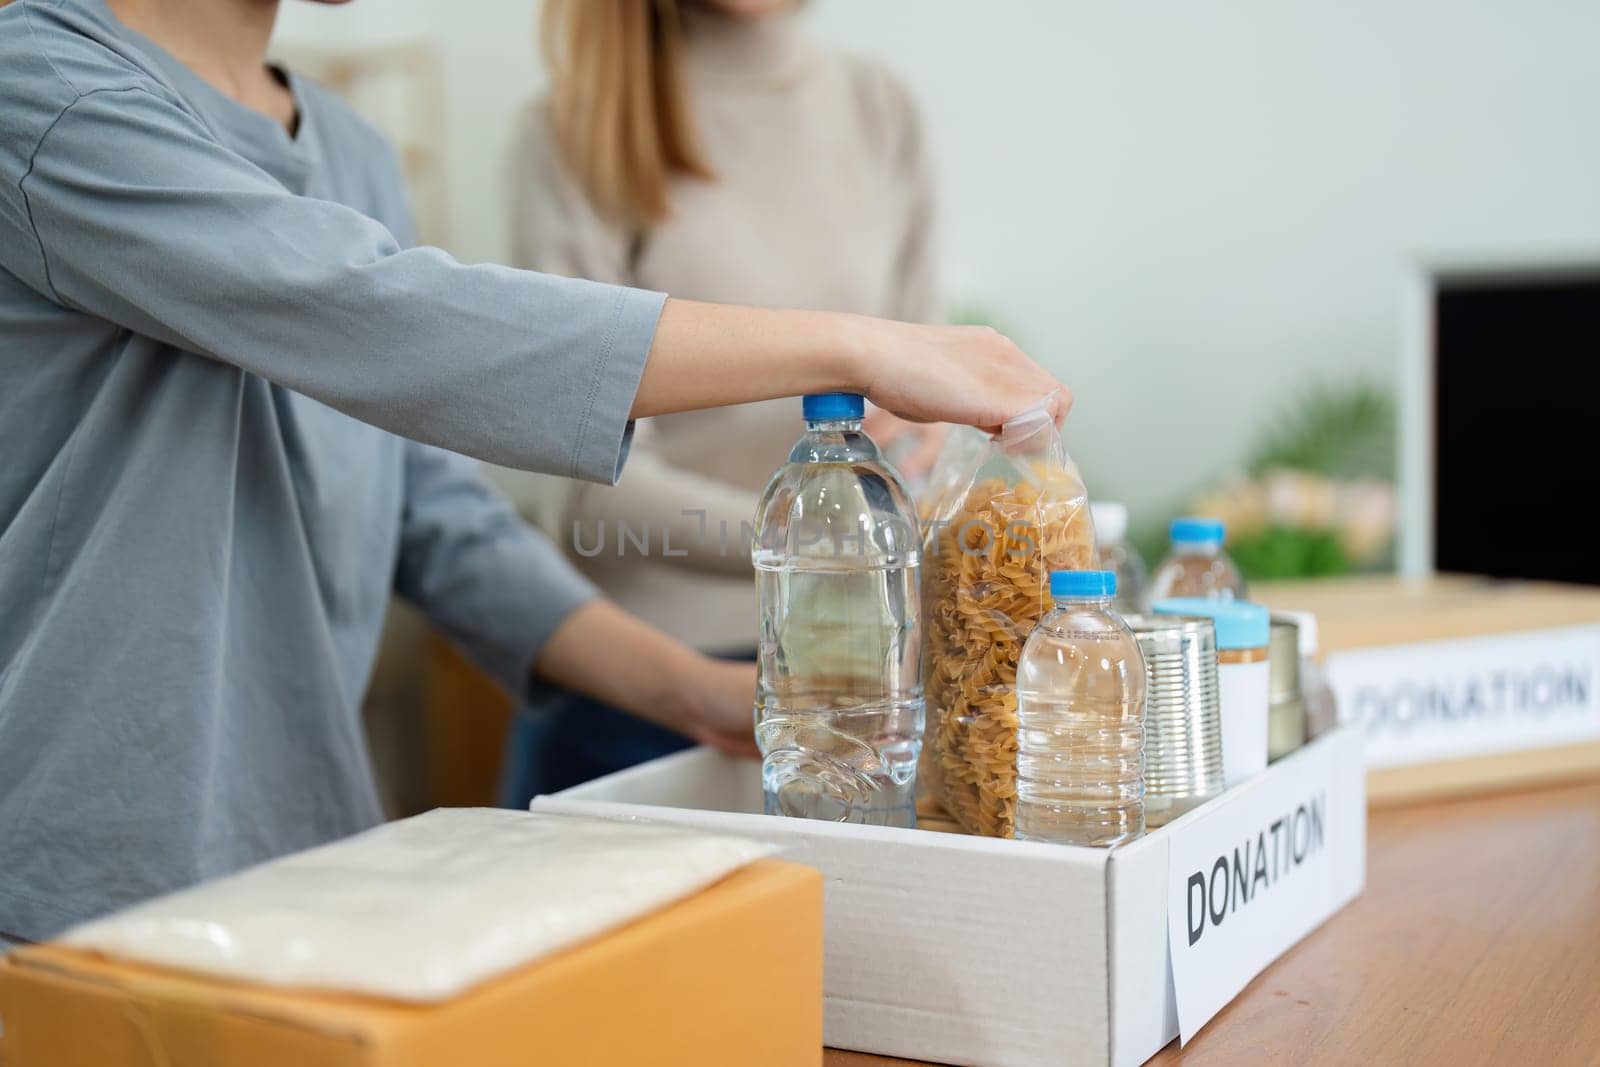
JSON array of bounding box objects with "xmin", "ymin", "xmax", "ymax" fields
[{"xmin": 1429, "ymin": 267, "xmax": 1600, "ymax": 584}]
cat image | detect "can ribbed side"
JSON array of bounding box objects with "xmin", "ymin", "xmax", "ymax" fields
[{"xmin": 1124, "ymin": 614, "xmax": 1227, "ymax": 824}]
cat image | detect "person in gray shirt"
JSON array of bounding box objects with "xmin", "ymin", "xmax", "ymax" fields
[{"xmin": 0, "ymin": 0, "xmax": 1070, "ymax": 942}]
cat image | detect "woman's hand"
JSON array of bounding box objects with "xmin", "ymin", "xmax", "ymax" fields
[
  {"xmin": 667, "ymin": 657, "xmax": 760, "ymax": 759},
  {"xmin": 855, "ymin": 321, "xmax": 1071, "ymax": 435},
  {"xmin": 534, "ymin": 599, "xmax": 758, "ymax": 758},
  {"xmin": 636, "ymin": 301, "xmax": 1071, "ymax": 434}
]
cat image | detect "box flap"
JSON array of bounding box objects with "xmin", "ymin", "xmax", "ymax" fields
[{"xmin": 1110, "ymin": 728, "xmax": 1366, "ymax": 1053}]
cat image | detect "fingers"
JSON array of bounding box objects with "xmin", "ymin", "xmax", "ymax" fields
[
  {"xmin": 1004, "ymin": 351, "xmax": 1069, "ymax": 424},
  {"xmin": 977, "ymin": 336, "xmax": 1055, "ymax": 424},
  {"xmin": 1046, "ymin": 387, "xmax": 1073, "ymax": 426},
  {"xmin": 696, "ymin": 726, "xmax": 760, "ymax": 760},
  {"xmin": 860, "ymin": 322, "xmax": 1069, "ymax": 432}
]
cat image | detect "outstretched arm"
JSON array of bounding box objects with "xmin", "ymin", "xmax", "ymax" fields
[
  {"xmin": 8, "ymin": 85, "xmax": 1067, "ymax": 492},
  {"xmin": 637, "ymin": 300, "xmax": 1068, "ymax": 435}
]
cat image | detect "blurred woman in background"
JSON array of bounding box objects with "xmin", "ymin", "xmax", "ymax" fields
[{"xmin": 491, "ymin": 0, "xmax": 944, "ymax": 803}]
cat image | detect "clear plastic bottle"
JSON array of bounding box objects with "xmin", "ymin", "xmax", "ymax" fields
[
  {"xmin": 752, "ymin": 392, "xmax": 923, "ymax": 827},
  {"xmin": 1149, "ymin": 517, "xmax": 1247, "ymax": 602},
  {"xmin": 1090, "ymin": 501, "xmax": 1148, "ymax": 614},
  {"xmin": 1014, "ymin": 570, "xmax": 1146, "ymax": 847}
]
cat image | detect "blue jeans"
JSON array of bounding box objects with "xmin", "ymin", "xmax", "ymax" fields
[{"xmin": 498, "ymin": 648, "xmax": 756, "ymax": 808}]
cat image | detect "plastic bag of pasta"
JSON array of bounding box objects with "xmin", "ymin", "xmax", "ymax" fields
[
  {"xmin": 921, "ymin": 399, "xmax": 1097, "ymax": 837},
  {"xmin": 916, "ymin": 424, "xmax": 988, "ymax": 529}
]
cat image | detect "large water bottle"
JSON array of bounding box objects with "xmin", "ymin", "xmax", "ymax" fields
[
  {"xmin": 752, "ymin": 393, "xmax": 923, "ymax": 827},
  {"xmin": 1014, "ymin": 570, "xmax": 1146, "ymax": 847}
]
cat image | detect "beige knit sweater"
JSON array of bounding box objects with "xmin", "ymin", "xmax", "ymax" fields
[{"xmin": 487, "ymin": 5, "xmax": 939, "ymax": 651}]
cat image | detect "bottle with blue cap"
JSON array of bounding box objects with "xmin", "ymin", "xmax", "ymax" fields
[
  {"xmin": 1149, "ymin": 516, "xmax": 1247, "ymax": 603},
  {"xmin": 1090, "ymin": 501, "xmax": 1148, "ymax": 613},
  {"xmin": 751, "ymin": 393, "xmax": 924, "ymax": 826},
  {"xmin": 1013, "ymin": 569, "xmax": 1147, "ymax": 847}
]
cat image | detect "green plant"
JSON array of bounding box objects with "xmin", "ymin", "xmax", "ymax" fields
[
  {"xmin": 1246, "ymin": 382, "xmax": 1395, "ymax": 481},
  {"xmin": 1141, "ymin": 380, "xmax": 1399, "ymax": 582},
  {"xmin": 1228, "ymin": 525, "xmax": 1351, "ymax": 580}
]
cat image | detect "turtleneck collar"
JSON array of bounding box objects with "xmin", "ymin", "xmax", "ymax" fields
[{"xmin": 678, "ymin": 2, "xmax": 818, "ymax": 91}]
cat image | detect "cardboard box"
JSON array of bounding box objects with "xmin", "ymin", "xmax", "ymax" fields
[
  {"xmin": 1256, "ymin": 576, "xmax": 1600, "ymax": 804},
  {"xmin": 534, "ymin": 726, "xmax": 1367, "ymax": 1067},
  {"xmin": 0, "ymin": 859, "xmax": 822, "ymax": 1067}
]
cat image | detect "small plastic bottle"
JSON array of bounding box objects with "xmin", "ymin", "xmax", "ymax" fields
[
  {"xmin": 1090, "ymin": 501, "xmax": 1148, "ymax": 614},
  {"xmin": 1014, "ymin": 570, "xmax": 1146, "ymax": 847},
  {"xmin": 1149, "ymin": 517, "xmax": 1247, "ymax": 602}
]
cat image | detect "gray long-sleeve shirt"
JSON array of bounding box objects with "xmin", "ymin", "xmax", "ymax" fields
[{"xmin": 0, "ymin": 0, "xmax": 666, "ymax": 940}]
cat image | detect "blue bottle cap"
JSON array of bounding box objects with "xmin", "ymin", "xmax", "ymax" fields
[
  {"xmin": 802, "ymin": 392, "xmax": 865, "ymax": 421},
  {"xmin": 1050, "ymin": 569, "xmax": 1117, "ymax": 600},
  {"xmin": 1152, "ymin": 597, "xmax": 1270, "ymax": 649},
  {"xmin": 1170, "ymin": 516, "xmax": 1226, "ymax": 544}
]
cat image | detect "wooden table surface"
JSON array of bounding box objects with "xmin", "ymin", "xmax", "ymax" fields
[{"xmin": 823, "ymin": 779, "xmax": 1600, "ymax": 1067}]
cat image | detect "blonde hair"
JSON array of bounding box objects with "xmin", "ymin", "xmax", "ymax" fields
[{"xmin": 541, "ymin": 0, "xmax": 714, "ymax": 227}]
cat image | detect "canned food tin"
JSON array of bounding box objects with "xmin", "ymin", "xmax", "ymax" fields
[
  {"xmin": 1123, "ymin": 614, "xmax": 1226, "ymax": 826},
  {"xmin": 1268, "ymin": 618, "xmax": 1307, "ymax": 760}
]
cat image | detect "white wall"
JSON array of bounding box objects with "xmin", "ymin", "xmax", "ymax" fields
[
  {"xmin": 275, "ymin": 0, "xmax": 1600, "ymax": 523},
  {"xmin": 273, "ymin": 0, "xmax": 547, "ymax": 261}
]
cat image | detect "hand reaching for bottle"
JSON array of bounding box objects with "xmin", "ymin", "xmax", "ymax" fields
[
  {"xmin": 856, "ymin": 320, "xmax": 1071, "ymax": 434},
  {"xmin": 636, "ymin": 302, "xmax": 1072, "ymax": 435}
]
